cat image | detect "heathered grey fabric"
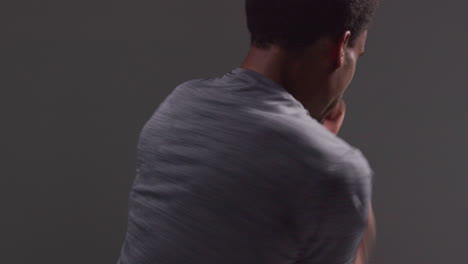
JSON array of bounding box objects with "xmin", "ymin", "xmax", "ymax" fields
[{"xmin": 117, "ymin": 67, "xmax": 374, "ymax": 264}]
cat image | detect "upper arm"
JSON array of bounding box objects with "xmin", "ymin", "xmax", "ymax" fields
[
  {"xmin": 353, "ymin": 204, "xmax": 376, "ymax": 264},
  {"xmin": 295, "ymin": 149, "xmax": 374, "ymax": 264}
]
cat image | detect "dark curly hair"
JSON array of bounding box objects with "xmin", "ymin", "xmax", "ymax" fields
[{"xmin": 245, "ymin": 0, "xmax": 379, "ymax": 52}]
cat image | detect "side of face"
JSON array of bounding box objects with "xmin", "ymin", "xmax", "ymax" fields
[
  {"xmin": 288, "ymin": 29, "xmax": 368, "ymax": 121},
  {"xmin": 316, "ymin": 29, "xmax": 368, "ymax": 121},
  {"xmin": 331, "ymin": 29, "xmax": 368, "ymax": 100}
]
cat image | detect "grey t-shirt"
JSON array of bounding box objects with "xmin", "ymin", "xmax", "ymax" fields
[{"xmin": 117, "ymin": 67, "xmax": 374, "ymax": 264}]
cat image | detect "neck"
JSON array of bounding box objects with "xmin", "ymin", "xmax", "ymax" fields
[
  {"xmin": 240, "ymin": 45, "xmax": 292, "ymax": 88},
  {"xmin": 239, "ymin": 45, "xmax": 330, "ymax": 122}
]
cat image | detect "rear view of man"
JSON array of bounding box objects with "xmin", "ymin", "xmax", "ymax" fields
[{"xmin": 117, "ymin": 0, "xmax": 379, "ymax": 263}]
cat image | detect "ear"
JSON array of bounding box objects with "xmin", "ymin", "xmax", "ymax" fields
[{"xmin": 333, "ymin": 31, "xmax": 352, "ymax": 69}]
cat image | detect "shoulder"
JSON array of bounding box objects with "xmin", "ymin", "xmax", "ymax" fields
[
  {"xmin": 317, "ymin": 147, "xmax": 374, "ymax": 232},
  {"xmin": 257, "ymin": 109, "xmax": 363, "ymax": 166},
  {"xmin": 321, "ymin": 147, "xmax": 374, "ymax": 205},
  {"xmin": 269, "ymin": 110, "xmax": 373, "ymax": 180},
  {"xmin": 250, "ymin": 110, "xmax": 373, "ymax": 180}
]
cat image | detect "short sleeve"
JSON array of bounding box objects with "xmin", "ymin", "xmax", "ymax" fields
[{"xmin": 295, "ymin": 148, "xmax": 374, "ymax": 264}]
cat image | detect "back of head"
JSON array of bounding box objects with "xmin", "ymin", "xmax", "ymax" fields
[{"xmin": 245, "ymin": 0, "xmax": 379, "ymax": 52}]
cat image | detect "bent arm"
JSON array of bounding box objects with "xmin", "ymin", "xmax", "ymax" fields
[{"xmin": 353, "ymin": 205, "xmax": 376, "ymax": 264}]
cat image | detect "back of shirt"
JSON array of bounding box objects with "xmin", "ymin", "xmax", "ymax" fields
[{"xmin": 117, "ymin": 68, "xmax": 374, "ymax": 264}]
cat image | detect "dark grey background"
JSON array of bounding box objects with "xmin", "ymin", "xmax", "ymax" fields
[{"xmin": 2, "ymin": 1, "xmax": 467, "ymax": 263}]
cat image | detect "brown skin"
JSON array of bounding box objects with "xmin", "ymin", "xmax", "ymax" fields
[
  {"xmin": 240, "ymin": 29, "xmax": 375, "ymax": 264},
  {"xmin": 240, "ymin": 30, "xmax": 367, "ymax": 123}
]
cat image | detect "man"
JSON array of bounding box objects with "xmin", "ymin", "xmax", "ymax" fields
[{"xmin": 117, "ymin": 0, "xmax": 378, "ymax": 263}]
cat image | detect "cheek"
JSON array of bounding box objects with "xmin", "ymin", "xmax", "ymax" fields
[
  {"xmin": 347, "ymin": 65, "xmax": 356, "ymax": 85},
  {"xmin": 344, "ymin": 58, "xmax": 357, "ymax": 87}
]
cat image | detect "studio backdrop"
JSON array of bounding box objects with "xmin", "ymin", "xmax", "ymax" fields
[{"xmin": 1, "ymin": 1, "xmax": 467, "ymax": 263}]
